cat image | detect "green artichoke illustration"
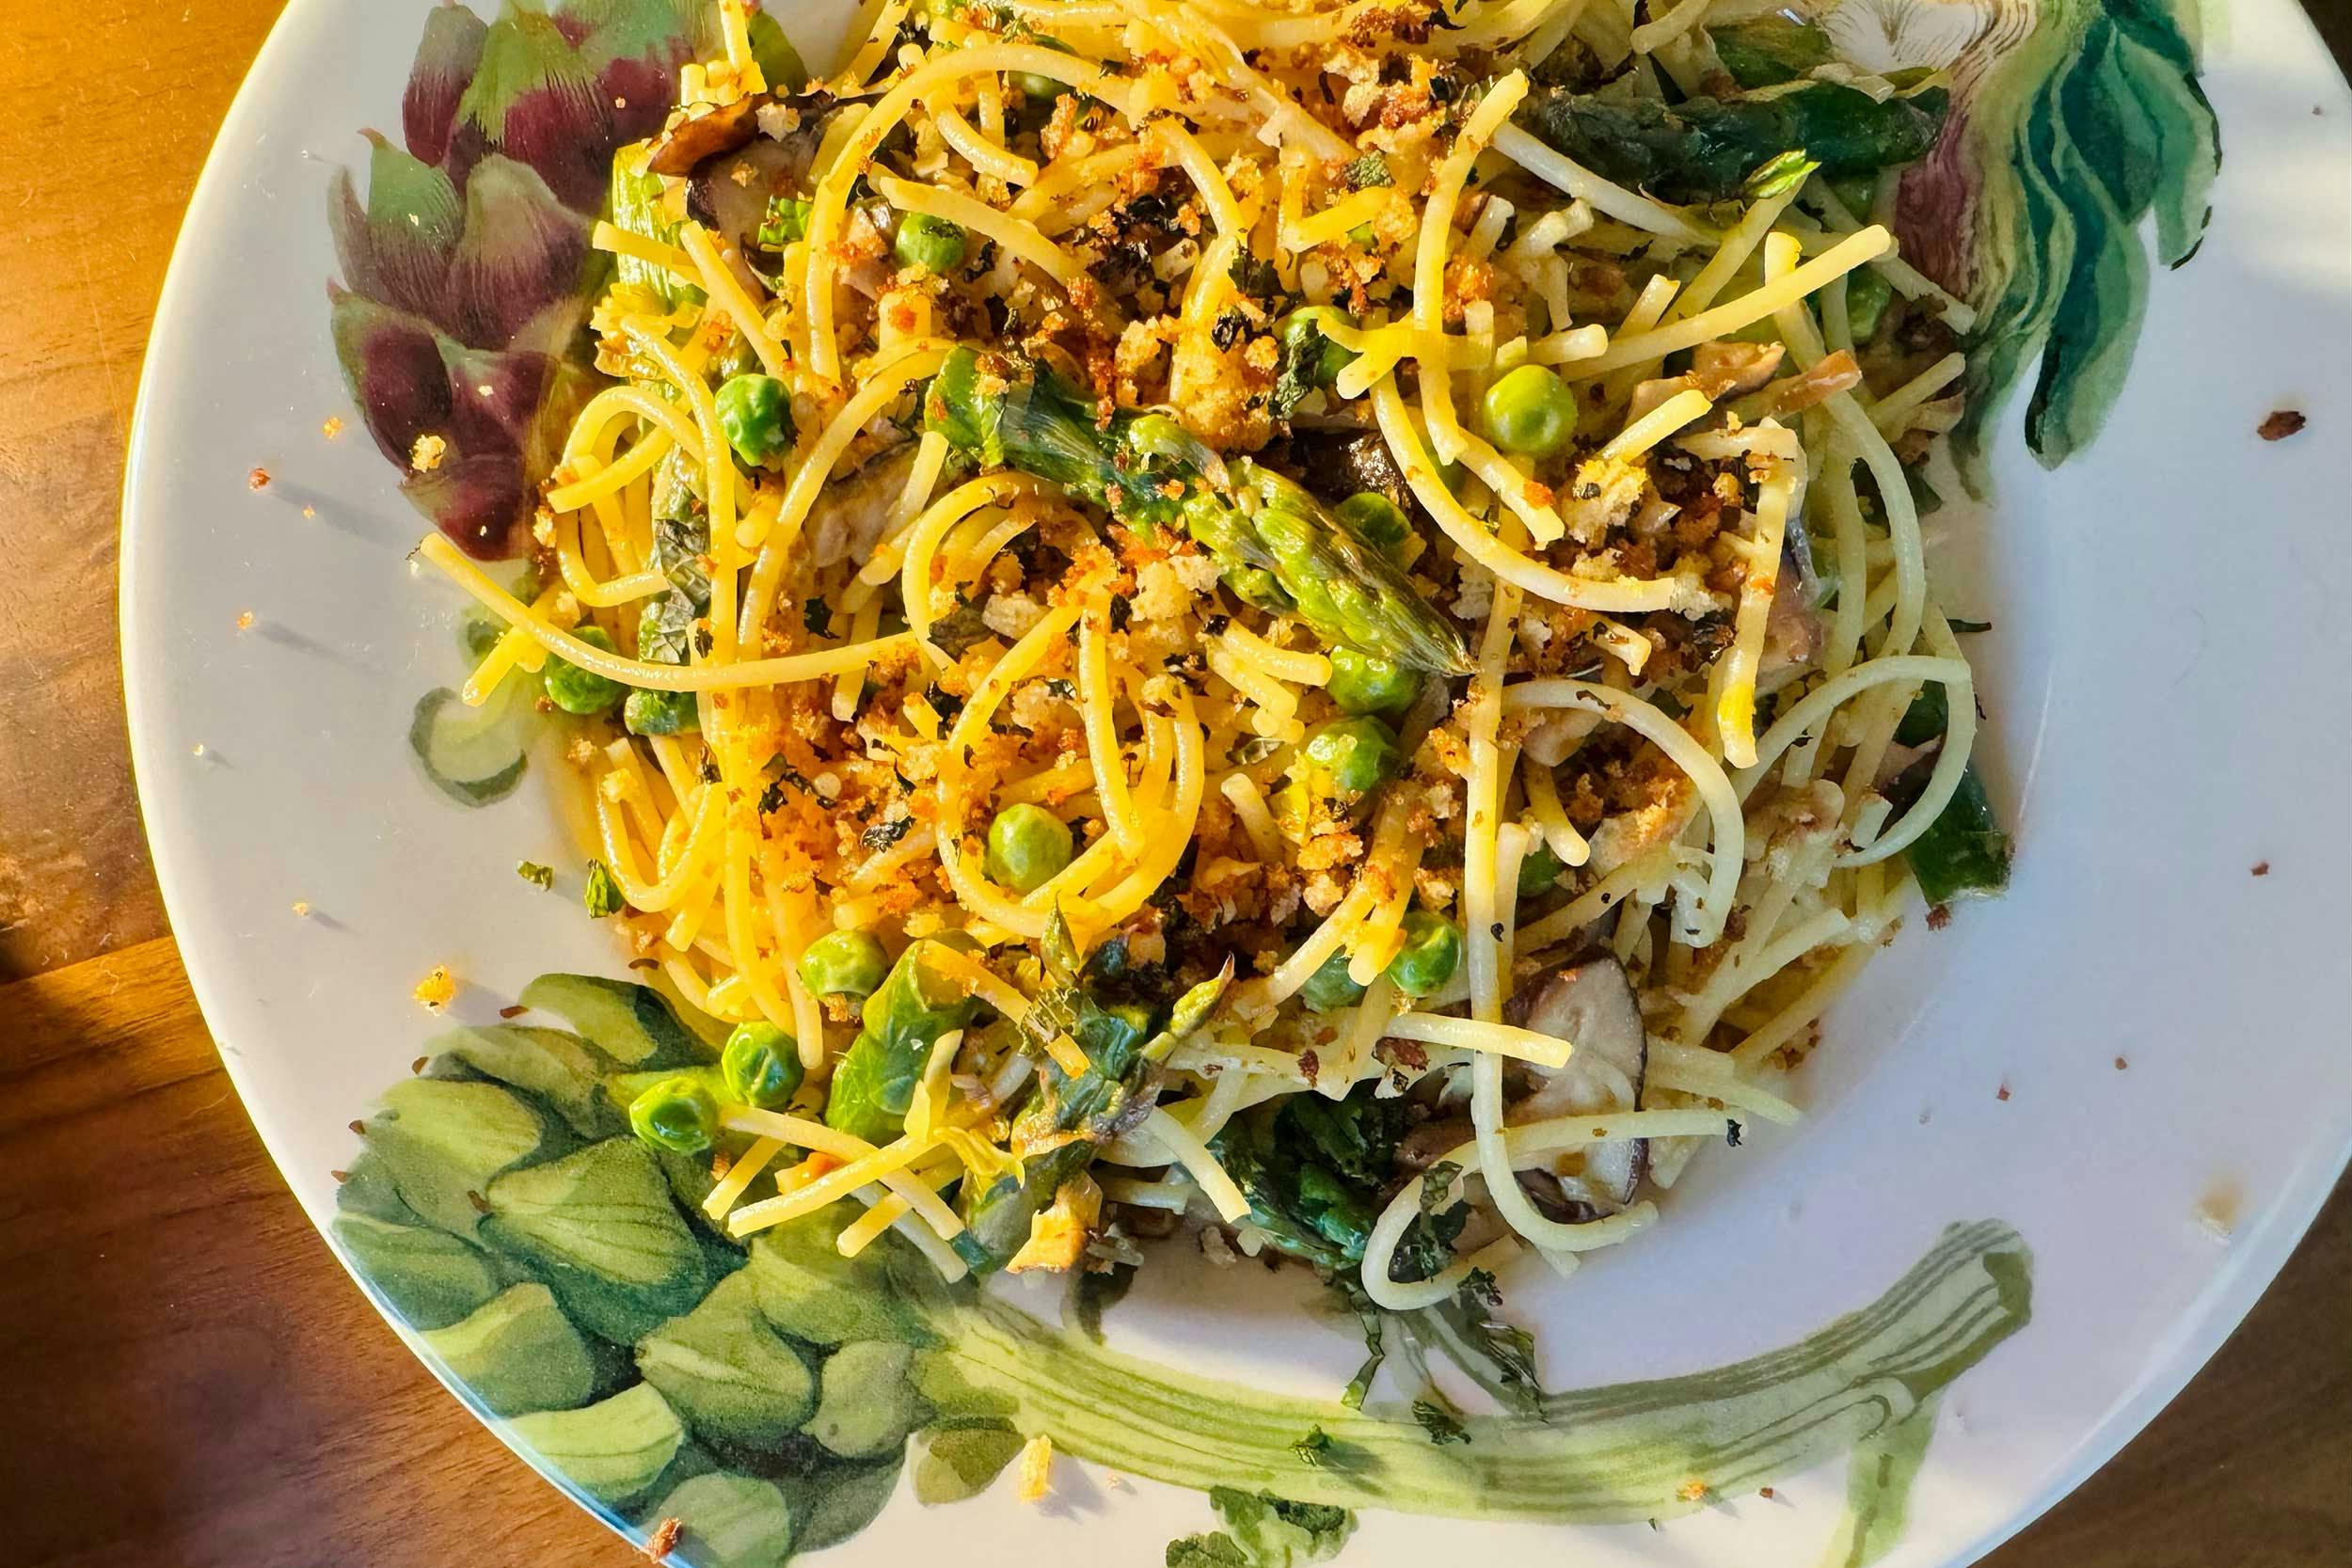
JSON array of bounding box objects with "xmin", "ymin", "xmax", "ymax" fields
[
  {"xmin": 332, "ymin": 970, "xmax": 2031, "ymax": 1568},
  {"xmin": 329, "ymin": 1, "xmax": 715, "ymax": 558}
]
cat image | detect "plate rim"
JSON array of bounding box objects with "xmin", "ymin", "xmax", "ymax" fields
[{"xmin": 115, "ymin": 4, "xmax": 2352, "ymax": 1565}]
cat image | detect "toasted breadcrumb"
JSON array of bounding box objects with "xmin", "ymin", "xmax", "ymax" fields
[
  {"xmin": 247, "ymin": 466, "xmax": 271, "ymax": 490},
  {"xmin": 1015, "ymin": 1433, "xmax": 1055, "ymax": 1504},
  {"xmin": 413, "ymin": 965, "xmax": 457, "ymax": 1010},
  {"xmin": 322, "ymin": 416, "xmax": 345, "ymax": 439},
  {"xmin": 2256, "ymin": 409, "xmax": 2306, "ymax": 441},
  {"xmin": 1677, "ymin": 1480, "xmax": 1709, "ymax": 1503},
  {"xmin": 643, "ymin": 1516, "xmax": 682, "ymax": 1560},
  {"xmin": 236, "ymin": 610, "xmax": 256, "ymax": 631},
  {"xmin": 410, "ymin": 433, "xmax": 449, "ymax": 472},
  {"xmin": 291, "ymin": 900, "xmax": 311, "ymax": 918}
]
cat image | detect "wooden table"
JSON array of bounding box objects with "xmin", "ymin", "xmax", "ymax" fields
[{"xmin": 1, "ymin": 5, "xmax": 2344, "ymax": 1564}]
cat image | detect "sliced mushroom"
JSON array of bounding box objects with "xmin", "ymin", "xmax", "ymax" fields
[
  {"xmin": 1512, "ymin": 958, "xmax": 1649, "ymax": 1212},
  {"xmin": 805, "ymin": 442, "xmax": 921, "ymax": 569},
  {"xmin": 1761, "ymin": 520, "xmax": 1827, "ymax": 685},
  {"xmin": 1276, "ymin": 429, "xmax": 1411, "ymax": 510},
  {"xmin": 685, "ymin": 102, "xmax": 843, "ymax": 260},
  {"xmin": 645, "ymin": 95, "xmax": 770, "ymax": 178},
  {"xmin": 1691, "ymin": 339, "xmax": 1788, "ymax": 400}
]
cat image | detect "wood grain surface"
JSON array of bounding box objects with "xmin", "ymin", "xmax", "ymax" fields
[{"xmin": 0, "ymin": 4, "xmax": 2344, "ymax": 1564}]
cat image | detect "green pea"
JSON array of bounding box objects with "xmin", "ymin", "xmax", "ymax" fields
[
  {"xmin": 624, "ymin": 688, "xmax": 700, "ymax": 736},
  {"xmin": 799, "ymin": 928, "xmax": 890, "ymax": 998},
  {"xmin": 1304, "ymin": 716, "xmax": 1401, "ymax": 798},
  {"xmin": 545, "ymin": 626, "xmax": 627, "ymax": 716},
  {"xmin": 1326, "ymin": 645, "xmax": 1420, "ymax": 719},
  {"xmin": 1334, "ymin": 491, "xmax": 1411, "ymax": 557},
  {"xmin": 716, "ymin": 373, "xmax": 794, "ymax": 469},
  {"xmin": 895, "ymin": 213, "xmax": 968, "ymax": 275},
  {"xmin": 1011, "ymin": 35, "xmax": 1076, "ymax": 102},
  {"xmin": 1279, "ymin": 308, "xmax": 1359, "ymax": 391},
  {"xmin": 1385, "ymin": 910, "xmax": 1461, "ymax": 998},
  {"xmin": 1844, "ymin": 266, "xmax": 1893, "ymax": 343},
  {"xmin": 722, "ymin": 1022, "xmax": 804, "ymax": 1109},
  {"xmin": 1518, "ymin": 840, "xmax": 1564, "ymax": 897},
  {"xmin": 984, "ymin": 802, "xmax": 1074, "ymax": 894},
  {"xmin": 628, "ymin": 1075, "xmax": 719, "ymax": 1154},
  {"xmin": 1481, "ymin": 364, "xmax": 1579, "ymax": 457},
  {"xmin": 1297, "ymin": 947, "xmax": 1367, "ymax": 1013}
]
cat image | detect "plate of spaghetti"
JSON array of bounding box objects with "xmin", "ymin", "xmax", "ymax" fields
[{"xmin": 122, "ymin": 1, "xmax": 2352, "ymax": 1565}]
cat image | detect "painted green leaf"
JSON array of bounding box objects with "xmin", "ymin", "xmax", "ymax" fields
[
  {"xmin": 643, "ymin": 1472, "xmax": 797, "ymax": 1568},
  {"xmin": 433, "ymin": 1022, "xmax": 613, "ymax": 1133},
  {"xmin": 520, "ymin": 973, "xmax": 716, "ymax": 1066},
  {"xmin": 809, "ymin": 1340, "xmax": 924, "ymax": 1460},
  {"xmin": 909, "ymin": 1425, "xmax": 1025, "ymax": 1505},
  {"xmin": 407, "ymin": 683, "xmax": 532, "ymax": 807},
  {"xmin": 1951, "ymin": 0, "xmax": 2219, "ymax": 469},
  {"xmin": 777, "ymin": 1458, "xmax": 904, "ymax": 1555},
  {"xmin": 635, "ymin": 1271, "xmax": 818, "ymax": 1448},
  {"xmin": 331, "ymin": 1210, "xmax": 501, "ymax": 1330},
  {"xmin": 1170, "ymin": 1488, "xmax": 1356, "ymax": 1568},
  {"xmin": 1822, "ymin": 1393, "xmax": 1944, "ymax": 1568},
  {"xmin": 483, "ymin": 1138, "xmax": 711, "ymax": 1342},
  {"xmin": 506, "ymin": 1383, "xmax": 684, "ymax": 1508},
  {"xmin": 423, "ymin": 1282, "xmax": 597, "ymax": 1416},
  {"xmin": 364, "ymin": 1077, "xmax": 546, "ymax": 1238},
  {"xmin": 744, "ymin": 1211, "xmax": 922, "ymax": 1346}
]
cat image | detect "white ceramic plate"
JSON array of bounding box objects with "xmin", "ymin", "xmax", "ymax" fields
[{"xmin": 124, "ymin": 4, "xmax": 2352, "ymax": 1565}]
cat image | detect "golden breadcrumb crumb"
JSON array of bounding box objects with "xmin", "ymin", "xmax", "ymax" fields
[
  {"xmin": 291, "ymin": 900, "xmax": 311, "ymax": 918},
  {"xmin": 413, "ymin": 965, "xmax": 457, "ymax": 1010},
  {"xmin": 247, "ymin": 467, "xmax": 271, "ymax": 490},
  {"xmin": 322, "ymin": 416, "xmax": 345, "ymax": 439},
  {"xmin": 1015, "ymin": 1433, "xmax": 1055, "ymax": 1504},
  {"xmin": 410, "ymin": 433, "xmax": 449, "ymax": 472},
  {"xmin": 235, "ymin": 610, "xmax": 255, "ymax": 631}
]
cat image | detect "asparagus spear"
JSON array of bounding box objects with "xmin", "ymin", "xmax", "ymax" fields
[
  {"xmin": 926, "ymin": 347, "xmax": 1472, "ymax": 675},
  {"xmin": 1514, "ymin": 80, "xmax": 1950, "ymax": 205},
  {"xmin": 955, "ymin": 915, "xmax": 1233, "ymax": 1273},
  {"xmin": 1887, "ymin": 691, "xmax": 2010, "ymax": 904},
  {"xmin": 824, "ymin": 940, "xmax": 979, "ymax": 1147}
]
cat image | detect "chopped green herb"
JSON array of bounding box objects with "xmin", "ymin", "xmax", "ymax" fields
[
  {"xmin": 804, "ymin": 597, "xmax": 834, "ymax": 636},
  {"xmin": 927, "ymin": 601, "xmax": 995, "ymax": 658},
  {"xmin": 757, "ymin": 195, "xmax": 813, "ymax": 247},
  {"xmin": 1343, "ymin": 152, "xmax": 1392, "ymax": 189},
  {"xmin": 1228, "ymin": 249, "xmax": 1286, "ymax": 303},
  {"xmin": 860, "ymin": 816, "xmax": 914, "ymax": 852},
  {"xmin": 516, "ymin": 861, "xmax": 555, "ymax": 890},
  {"xmin": 1291, "ymin": 1426, "xmax": 1333, "ymax": 1467},
  {"xmin": 584, "ymin": 859, "xmax": 626, "ymax": 918}
]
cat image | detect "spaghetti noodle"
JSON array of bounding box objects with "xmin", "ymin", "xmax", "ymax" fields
[{"xmin": 408, "ymin": 0, "xmax": 2009, "ymax": 1355}]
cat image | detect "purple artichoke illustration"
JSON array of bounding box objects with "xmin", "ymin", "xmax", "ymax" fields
[{"xmin": 330, "ymin": 0, "xmax": 714, "ymax": 559}]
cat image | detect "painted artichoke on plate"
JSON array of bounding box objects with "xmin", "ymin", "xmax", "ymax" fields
[{"xmin": 328, "ymin": 0, "xmax": 715, "ymax": 558}]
